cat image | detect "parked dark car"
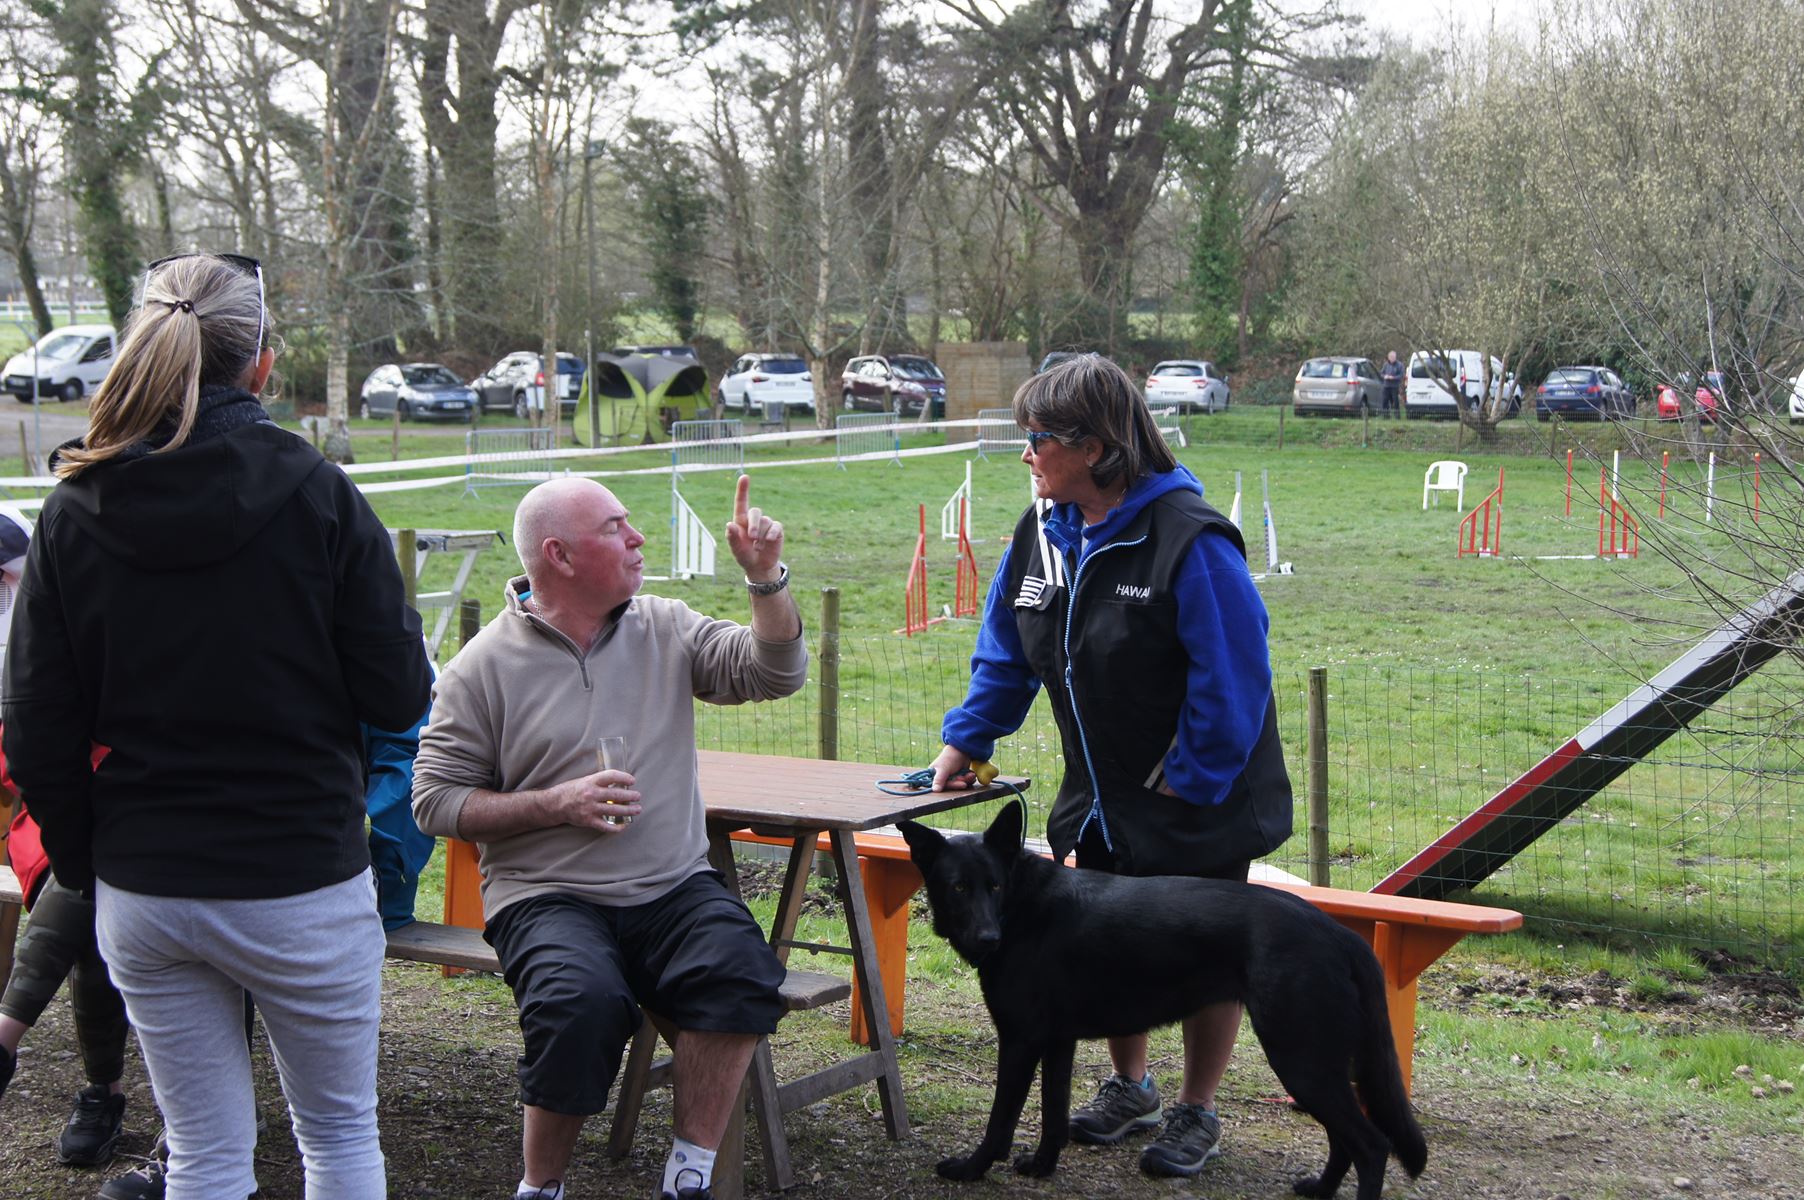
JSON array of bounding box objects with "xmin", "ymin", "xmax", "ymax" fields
[
  {"xmin": 1535, "ymin": 366, "xmax": 1634, "ymax": 421},
  {"xmin": 359, "ymin": 363, "xmax": 479, "ymax": 422},
  {"xmin": 1037, "ymin": 350, "xmax": 1093, "ymax": 373},
  {"xmin": 470, "ymin": 351, "xmax": 586, "ymax": 418},
  {"xmin": 841, "ymin": 354, "xmax": 946, "ymax": 418}
]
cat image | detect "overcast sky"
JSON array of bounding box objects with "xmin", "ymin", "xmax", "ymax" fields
[{"xmin": 1343, "ymin": 0, "xmax": 1541, "ymax": 41}]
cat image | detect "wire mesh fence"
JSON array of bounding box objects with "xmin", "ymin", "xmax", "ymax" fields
[{"xmin": 677, "ymin": 633, "xmax": 1802, "ymax": 959}]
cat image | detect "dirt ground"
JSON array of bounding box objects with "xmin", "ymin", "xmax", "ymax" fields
[{"xmin": 4, "ymin": 949, "xmax": 1802, "ymax": 1200}]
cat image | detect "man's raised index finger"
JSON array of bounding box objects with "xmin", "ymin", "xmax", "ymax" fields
[{"xmin": 733, "ymin": 474, "xmax": 751, "ymax": 524}]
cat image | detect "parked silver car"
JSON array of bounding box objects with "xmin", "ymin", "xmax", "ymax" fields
[
  {"xmin": 1144, "ymin": 360, "xmax": 1230, "ymax": 413},
  {"xmin": 1293, "ymin": 356, "xmax": 1385, "ymax": 416}
]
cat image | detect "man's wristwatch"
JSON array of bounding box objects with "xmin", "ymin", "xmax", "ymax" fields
[{"xmin": 745, "ymin": 562, "xmax": 789, "ymax": 595}]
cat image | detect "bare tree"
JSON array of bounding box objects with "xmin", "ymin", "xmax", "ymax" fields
[{"xmin": 0, "ymin": 30, "xmax": 57, "ymax": 337}]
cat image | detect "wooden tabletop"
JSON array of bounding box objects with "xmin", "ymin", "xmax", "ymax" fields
[{"xmin": 698, "ymin": 749, "xmax": 1029, "ymax": 833}]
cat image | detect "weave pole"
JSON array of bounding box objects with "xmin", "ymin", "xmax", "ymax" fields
[
  {"xmin": 1754, "ymin": 452, "xmax": 1762, "ymax": 522},
  {"xmin": 1564, "ymin": 448, "xmax": 1573, "ymax": 516},
  {"xmin": 1659, "ymin": 450, "xmax": 1669, "ymax": 518}
]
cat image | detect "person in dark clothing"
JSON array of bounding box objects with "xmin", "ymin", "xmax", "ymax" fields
[
  {"xmin": 2, "ymin": 253, "xmax": 432, "ymax": 1200},
  {"xmin": 931, "ymin": 355, "xmax": 1292, "ymax": 1182},
  {"xmin": 1381, "ymin": 350, "xmax": 1405, "ymax": 416}
]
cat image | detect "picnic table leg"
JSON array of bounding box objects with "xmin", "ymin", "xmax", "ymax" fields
[
  {"xmin": 847, "ymin": 856, "xmax": 920, "ymax": 1047},
  {"xmin": 830, "ymin": 831, "xmax": 911, "ymax": 1139}
]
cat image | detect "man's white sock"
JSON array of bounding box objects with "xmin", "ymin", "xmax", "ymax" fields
[
  {"xmin": 516, "ymin": 1178, "xmax": 564, "ymax": 1200},
  {"xmin": 662, "ymin": 1136, "xmax": 716, "ymax": 1196}
]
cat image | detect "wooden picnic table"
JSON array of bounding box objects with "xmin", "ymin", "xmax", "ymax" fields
[{"xmin": 441, "ymin": 749, "xmax": 1030, "ymax": 1142}]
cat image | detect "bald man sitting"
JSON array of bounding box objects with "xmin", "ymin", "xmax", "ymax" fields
[{"xmin": 413, "ymin": 476, "xmax": 806, "ymax": 1200}]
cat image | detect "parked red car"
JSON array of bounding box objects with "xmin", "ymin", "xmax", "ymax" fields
[{"xmin": 1656, "ymin": 371, "xmax": 1721, "ymax": 422}]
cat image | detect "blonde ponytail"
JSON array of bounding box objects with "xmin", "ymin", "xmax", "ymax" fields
[{"xmin": 55, "ymin": 256, "xmax": 264, "ymax": 480}]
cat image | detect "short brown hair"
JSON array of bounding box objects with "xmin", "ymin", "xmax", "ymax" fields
[{"xmin": 1011, "ymin": 354, "xmax": 1177, "ymax": 488}]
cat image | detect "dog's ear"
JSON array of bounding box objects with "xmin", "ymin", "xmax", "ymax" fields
[
  {"xmin": 983, "ymin": 798, "xmax": 1026, "ymax": 857},
  {"xmin": 897, "ymin": 819, "xmax": 946, "ymax": 869}
]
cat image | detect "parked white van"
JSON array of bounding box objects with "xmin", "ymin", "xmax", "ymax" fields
[
  {"xmin": 1404, "ymin": 349, "xmax": 1521, "ymax": 419},
  {"xmin": 2, "ymin": 324, "xmax": 117, "ymax": 403}
]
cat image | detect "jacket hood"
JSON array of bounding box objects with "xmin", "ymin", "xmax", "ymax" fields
[
  {"xmin": 1043, "ymin": 463, "xmax": 1205, "ymax": 557},
  {"xmin": 48, "ymin": 393, "xmax": 325, "ymax": 571}
]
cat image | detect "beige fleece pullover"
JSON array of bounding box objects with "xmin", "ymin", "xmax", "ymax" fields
[{"xmin": 411, "ymin": 578, "xmax": 808, "ymax": 918}]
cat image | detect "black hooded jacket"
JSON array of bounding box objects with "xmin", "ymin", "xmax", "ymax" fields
[{"xmin": 1, "ymin": 388, "xmax": 432, "ymax": 898}]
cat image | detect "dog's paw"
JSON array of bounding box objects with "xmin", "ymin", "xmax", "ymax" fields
[
  {"xmin": 936, "ymin": 1155, "xmax": 991, "ymax": 1182},
  {"xmin": 1011, "ymin": 1149, "xmax": 1059, "ymax": 1177},
  {"xmin": 1292, "ymin": 1177, "xmax": 1336, "ymax": 1198}
]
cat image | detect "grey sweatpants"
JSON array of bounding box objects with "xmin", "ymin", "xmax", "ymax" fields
[{"xmin": 96, "ymin": 871, "xmax": 387, "ymax": 1200}]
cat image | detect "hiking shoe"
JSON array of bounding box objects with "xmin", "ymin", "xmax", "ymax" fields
[
  {"xmin": 1138, "ymin": 1103, "xmax": 1222, "ymax": 1177},
  {"xmin": 97, "ymin": 1158, "xmax": 167, "ymax": 1200},
  {"xmin": 1068, "ymin": 1072, "xmax": 1160, "ymax": 1144},
  {"xmin": 57, "ymin": 1084, "xmax": 126, "ymax": 1166}
]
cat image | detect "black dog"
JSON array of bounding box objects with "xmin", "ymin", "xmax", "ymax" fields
[{"xmin": 898, "ymin": 802, "xmax": 1426, "ymax": 1200}]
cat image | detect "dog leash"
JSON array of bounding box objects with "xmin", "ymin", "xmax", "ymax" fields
[{"xmin": 876, "ymin": 759, "xmax": 1027, "ymax": 807}]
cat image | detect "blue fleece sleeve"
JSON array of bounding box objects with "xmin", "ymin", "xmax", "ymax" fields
[
  {"xmin": 1164, "ymin": 530, "xmax": 1272, "ymax": 807},
  {"xmin": 939, "ymin": 547, "xmax": 1042, "ymax": 762},
  {"xmin": 365, "ymin": 704, "xmax": 434, "ymax": 931}
]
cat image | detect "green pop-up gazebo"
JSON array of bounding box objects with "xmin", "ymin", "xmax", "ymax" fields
[{"xmin": 574, "ymin": 351, "xmax": 710, "ymax": 446}]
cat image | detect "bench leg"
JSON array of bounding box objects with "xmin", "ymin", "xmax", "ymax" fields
[
  {"xmin": 847, "ymin": 856, "xmax": 920, "ymax": 1048},
  {"xmin": 608, "ymin": 1014, "xmax": 662, "ymax": 1160},
  {"xmin": 1370, "ymin": 921, "xmax": 1418, "ymax": 1096}
]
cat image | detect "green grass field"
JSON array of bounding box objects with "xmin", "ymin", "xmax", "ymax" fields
[{"xmin": 5, "ymin": 402, "xmax": 1792, "ymax": 959}]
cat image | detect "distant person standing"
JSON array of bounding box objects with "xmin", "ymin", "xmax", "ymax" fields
[{"xmin": 1380, "ymin": 351, "xmax": 1405, "ymax": 416}]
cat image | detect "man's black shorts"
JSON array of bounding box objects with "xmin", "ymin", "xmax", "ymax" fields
[
  {"xmin": 1073, "ymin": 819, "xmax": 1251, "ymax": 882},
  {"xmin": 483, "ymin": 869, "xmax": 785, "ymax": 1115}
]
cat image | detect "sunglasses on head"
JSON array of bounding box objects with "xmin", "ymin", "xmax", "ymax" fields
[{"xmin": 141, "ymin": 253, "xmax": 265, "ymax": 351}]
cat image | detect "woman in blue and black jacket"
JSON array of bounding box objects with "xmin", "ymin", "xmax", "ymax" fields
[{"xmin": 931, "ymin": 354, "xmax": 1291, "ymax": 1182}]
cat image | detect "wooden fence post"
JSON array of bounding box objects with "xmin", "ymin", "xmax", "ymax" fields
[
  {"xmin": 459, "ymin": 598, "xmax": 481, "ymax": 654},
  {"xmin": 1307, "ymin": 666, "xmax": 1330, "ymax": 887},
  {"xmin": 819, "ymin": 587, "xmax": 840, "ymax": 761},
  {"xmin": 397, "ymin": 528, "xmax": 418, "ymax": 612}
]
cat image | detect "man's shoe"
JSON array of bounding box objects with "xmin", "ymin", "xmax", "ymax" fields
[
  {"xmin": 0, "ymin": 1042, "xmax": 14, "ymax": 1101},
  {"xmin": 1138, "ymin": 1103, "xmax": 1222, "ymax": 1177},
  {"xmin": 1067, "ymin": 1072, "xmax": 1160, "ymax": 1144},
  {"xmin": 56, "ymin": 1084, "xmax": 126, "ymax": 1166},
  {"xmin": 96, "ymin": 1159, "xmax": 166, "ymax": 1200}
]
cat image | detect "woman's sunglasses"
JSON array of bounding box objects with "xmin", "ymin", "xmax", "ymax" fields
[
  {"xmin": 1023, "ymin": 429, "xmax": 1060, "ymax": 452},
  {"xmin": 141, "ymin": 253, "xmax": 265, "ymax": 351}
]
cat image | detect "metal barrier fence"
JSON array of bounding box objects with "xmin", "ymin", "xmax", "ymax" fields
[
  {"xmin": 835, "ymin": 413, "xmax": 902, "ymax": 467},
  {"xmin": 671, "ymin": 419, "xmax": 745, "ymax": 473},
  {"xmin": 463, "ymin": 426, "xmax": 556, "ymax": 495},
  {"xmin": 675, "ymin": 636, "xmax": 1801, "ymax": 961},
  {"xmin": 975, "ymin": 407, "xmax": 1022, "ymax": 459}
]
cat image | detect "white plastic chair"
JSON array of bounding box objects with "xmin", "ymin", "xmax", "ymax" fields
[{"xmin": 1423, "ymin": 460, "xmax": 1468, "ymax": 511}]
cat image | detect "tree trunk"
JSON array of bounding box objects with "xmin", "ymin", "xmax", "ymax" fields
[
  {"xmin": 0, "ymin": 148, "xmax": 53, "ymax": 338},
  {"xmin": 325, "ymin": 303, "xmax": 354, "ymax": 463}
]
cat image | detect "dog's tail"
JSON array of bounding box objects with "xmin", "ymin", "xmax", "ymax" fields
[{"xmin": 1352, "ymin": 953, "xmax": 1428, "ymax": 1178}]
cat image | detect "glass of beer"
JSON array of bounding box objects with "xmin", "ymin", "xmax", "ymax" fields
[{"xmin": 596, "ymin": 736, "xmax": 631, "ymax": 826}]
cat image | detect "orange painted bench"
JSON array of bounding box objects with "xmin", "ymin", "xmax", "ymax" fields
[{"xmin": 441, "ymin": 830, "xmax": 1520, "ymax": 1094}]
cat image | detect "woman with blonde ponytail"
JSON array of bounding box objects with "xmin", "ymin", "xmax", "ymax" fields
[{"xmin": 2, "ymin": 253, "xmax": 432, "ymax": 1200}]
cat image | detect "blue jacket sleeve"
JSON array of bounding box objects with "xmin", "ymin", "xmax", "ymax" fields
[
  {"xmin": 1162, "ymin": 530, "xmax": 1273, "ymax": 807},
  {"xmin": 940, "ymin": 547, "xmax": 1042, "ymax": 762},
  {"xmin": 365, "ymin": 703, "xmax": 434, "ymax": 930}
]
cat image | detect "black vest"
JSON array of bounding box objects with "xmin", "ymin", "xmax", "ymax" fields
[{"xmin": 1003, "ymin": 490, "xmax": 1293, "ymax": 876}]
